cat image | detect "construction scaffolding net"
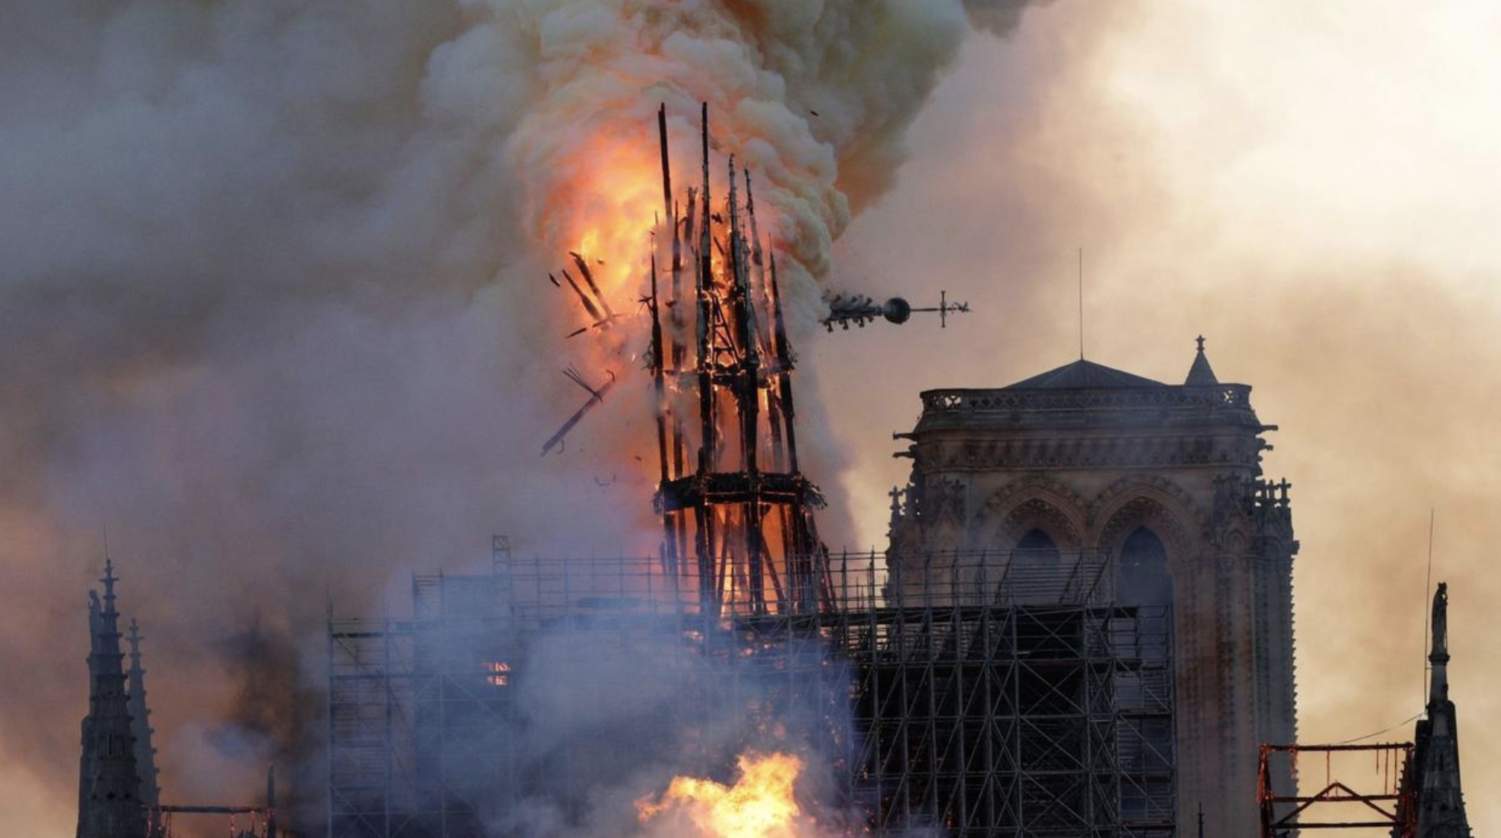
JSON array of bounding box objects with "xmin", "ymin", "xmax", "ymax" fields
[{"xmin": 328, "ymin": 543, "xmax": 1175, "ymax": 838}]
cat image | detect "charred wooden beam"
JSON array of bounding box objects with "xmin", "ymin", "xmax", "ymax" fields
[{"xmin": 540, "ymin": 368, "xmax": 616, "ymax": 457}]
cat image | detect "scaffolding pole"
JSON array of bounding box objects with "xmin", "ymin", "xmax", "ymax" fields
[{"xmin": 326, "ymin": 549, "xmax": 1176, "ymax": 838}]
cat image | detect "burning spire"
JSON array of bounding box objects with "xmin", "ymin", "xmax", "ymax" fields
[{"xmin": 647, "ymin": 104, "xmax": 831, "ymax": 616}]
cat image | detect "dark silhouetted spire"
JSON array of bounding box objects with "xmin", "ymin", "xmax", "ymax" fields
[
  {"xmin": 1398, "ymin": 582, "xmax": 1470, "ymax": 838},
  {"xmin": 1185, "ymin": 335, "xmax": 1220, "ymax": 385},
  {"xmin": 77, "ymin": 559, "xmax": 146, "ymax": 838},
  {"xmin": 266, "ymin": 764, "xmax": 278, "ymax": 838},
  {"xmin": 1429, "ymin": 583, "xmax": 1450, "ymax": 705},
  {"xmin": 126, "ymin": 619, "xmax": 161, "ymax": 821}
]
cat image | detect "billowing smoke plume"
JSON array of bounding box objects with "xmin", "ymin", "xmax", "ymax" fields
[
  {"xmin": 497, "ymin": 628, "xmax": 852, "ymax": 838},
  {"xmin": 962, "ymin": 0, "xmax": 1057, "ymax": 35},
  {"xmin": 209, "ymin": 615, "xmax": 322, "ymax": 827},
  {"xmin": 0, "ymin": 1, "xmax": 1050, "ymax": 834}
]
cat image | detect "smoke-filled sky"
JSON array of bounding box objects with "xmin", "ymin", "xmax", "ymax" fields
[
  {"xmin": 4, "ymin": 1, "xmax": 1499, "ymax": 835},
  {"xmin": 822, "ymin": 2, "xmax": 1501, "ymax": 833}
]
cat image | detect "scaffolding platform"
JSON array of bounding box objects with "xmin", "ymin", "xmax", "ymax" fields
[{"xmin": 328, "ymin": 547, "xmax": 1176, "ymax": 838}]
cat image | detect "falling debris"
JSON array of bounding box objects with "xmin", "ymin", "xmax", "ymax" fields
[
  {"xmin": 559, "ymin": 269, "xmax": 602, "ymax": 321},
  {"xmin": 540, "ymin": 367, "xmax": 616, "ymax": 456},
  {"xmin": 552, "ymin": 254, "xmax": 622, "ymax": 338},
  {"xmin": 569, "ymin": 252, "xmax": 616, "ymax": 320}
]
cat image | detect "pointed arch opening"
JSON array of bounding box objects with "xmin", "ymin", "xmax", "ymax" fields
[
  {"xmin": 1016, "ymin": 527, "xmax": 1060, "ymax": 556},
  {"xmin": 1116, "ymin": 526, "xmax": 1171, "ymax": 607},
  {"xmin": 1007, "ymin": 527, "xmax": 1062, "ymax": 602}
]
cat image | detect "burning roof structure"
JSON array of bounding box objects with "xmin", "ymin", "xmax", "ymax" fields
[
  {"xmin": 328, "ymin": 546, "xmax": 1175, "ymax": 838},
  {"xmin": 73, "ymin": 98, "xmax": 1477, "ymax": 838},
  {"xmin": 323, "ymin": 107, "xmax": 1178, "ymax": 838},
  {"xmin": 642, "ymin": 104, "xmax": 829, "ymax": 616},
  {"xmin": 539, "ymin": 103, "xmax": 840, "ymax": 615}
]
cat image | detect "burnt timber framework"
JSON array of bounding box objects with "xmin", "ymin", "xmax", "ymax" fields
[
  {"xmin": 646, "ymin": 104, "xmax": 828, "ymax": 616},
  {"xmin": 326, "ymin": 541, "xmax": 1176, "ymax": 838},
  {"xmin": 328, "ymin": 103, "xmax": 1174, "ymax": 838}
]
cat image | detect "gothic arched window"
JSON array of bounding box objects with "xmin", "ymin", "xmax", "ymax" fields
[
  {"xmin": 1116, "ymin": 526, "xmax": 1171, "ymax": 607},
  {"xmin": 1015, "ymin": 527, "xmax": 1060, "ymax": 556},
  {"xmin": 1008, "ymin": 527, "xmax": 1062, "ymax": 602}
]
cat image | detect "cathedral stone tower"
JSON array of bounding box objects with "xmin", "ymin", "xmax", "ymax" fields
[
  {"xmin": 76, "ymin": 560, "xmax": 147, "ymax": 838},
  {"xmin": 1405, "ymin": 582, "xmax": 1471, "ymax": 838},
  {"xmin": 126, "ymin": 619, "xmax": 163, "ymax": 832},
  {"xmin": 887, "ymin": 339, "xmax": 1297, "ymax": 838}
]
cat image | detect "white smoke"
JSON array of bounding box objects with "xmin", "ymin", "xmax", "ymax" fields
[{"xmin": 0, "ymin": 1, "xmax": 1047, "ymax": 833}]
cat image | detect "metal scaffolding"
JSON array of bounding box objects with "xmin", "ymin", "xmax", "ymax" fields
[
  {"xmin": 1257, "ymin": 743, "xmax": 1416, "ymax": 838},
  {"xmin": 328, "ymin": 544, "xmax": 1175, "ymax": 838}
]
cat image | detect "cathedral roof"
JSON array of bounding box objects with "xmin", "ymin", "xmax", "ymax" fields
[{"xmin": 1003, "ymin": 359, "xmax": 1166, "ymax": 390}]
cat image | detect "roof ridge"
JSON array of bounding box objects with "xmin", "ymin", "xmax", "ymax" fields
[{"xmin": 1004, "ymin": 358, "xmax": 1166, "ymax": 390}]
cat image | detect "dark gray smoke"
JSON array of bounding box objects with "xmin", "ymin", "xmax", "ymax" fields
[
  {"xmin": 494, "ymin": 627, "xmax": 851, "ymax": 838},
  {"xmin": 963, "ymin": 0, "xmax": 1055, "ymax": 35},
  {"xmin": 210, "ymin": 616, "xmax": 323, "ymax": 831},
  {"xmin": 0, "ymin": 1, "xmax": 1049, "ymax": 833}
]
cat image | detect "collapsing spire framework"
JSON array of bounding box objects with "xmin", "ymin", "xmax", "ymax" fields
[{"xmin": 647, "ymin": 104, "xmax": 830, "ymax": 615}]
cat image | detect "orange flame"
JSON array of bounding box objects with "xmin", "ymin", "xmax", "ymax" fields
[
  {"xmin": 637, "ymin": 752, "xmax": 824, "ymax": 838},
  {"xmin": 546, "ymin": 134, "xmax": 663, "ymax": 311},
  {"xmin": 484, "ymin": 661, "xmax": 511, "ymax": 687}
]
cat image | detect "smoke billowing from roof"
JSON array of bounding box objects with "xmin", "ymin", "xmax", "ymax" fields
[{"xmin": 0, "ymin": 1, "xmax": 1047, "ymax": 832}]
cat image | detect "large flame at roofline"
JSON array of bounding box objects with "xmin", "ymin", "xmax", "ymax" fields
[
  {"xmin": 549, "ymin": 136, "xmax": 662, "ymax": 304},
  {"xmin": 505, "ymin": 2, "xmax": 1000, "ymax": 568},
  {"xmin": 538, "ymin": 125, "xmax": 785, "ymax": 347},
  {"xmin": 535, "ymin": 103, "xmax": 833, "ymax": 617},
  {"xmin": 637, "ymin": 752, "xmax": 833, "ymax": 838}
]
